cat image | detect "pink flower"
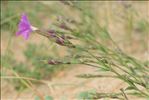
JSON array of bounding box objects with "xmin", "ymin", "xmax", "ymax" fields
[{"xmin": 16, "ymin": 13, "xmax": 33, "ymax": 40}]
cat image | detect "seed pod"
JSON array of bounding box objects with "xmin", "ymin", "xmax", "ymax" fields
[
  {"xmin": 59, "ymin": 23, "xmax": 73, "ymax": 32},
  {"xmin": 48, "ymin": 60, "xmax": 62, "ymax": 65},
  {"xmin": 48, "ymin": 30, "xmax": 57, "ymax": 37},
  {"xmin": 56, "ymin": 37, "xmax": 65, "ymax": 46}
]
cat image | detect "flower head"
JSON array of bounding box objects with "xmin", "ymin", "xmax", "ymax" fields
[{"xmin": 16, "ymin": 13, "xmax": 35, "ymax": 40}]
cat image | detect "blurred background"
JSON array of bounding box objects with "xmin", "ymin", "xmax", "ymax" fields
[{"xmin": 1, "ymin": 1, "xmax": 149, "ymax": 100}]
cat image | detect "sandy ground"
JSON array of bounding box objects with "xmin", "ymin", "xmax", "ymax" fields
[{"xmin": 1, "ymin": 1, "xmax": 149, "ymax": 100}]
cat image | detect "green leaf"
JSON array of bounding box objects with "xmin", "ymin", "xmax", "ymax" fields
[
  {"xmin": 77, "ymin": 89, "xmax": 96, "ymax": 100},
  {"xmin": 125, "ymin": 86, "xmax": 135, "ymax": 91},
  {"xmin": 99, "ymin": 27, "xmax": 110, "ymax": 40},
  {"xmin": 98, "ymin": 67, "xmax": 110, "ymax": 72}
]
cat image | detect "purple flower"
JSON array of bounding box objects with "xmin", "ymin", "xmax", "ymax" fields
[{"xmin": 16, "ymin": 13, "xmax": 33, "ymax": 40}]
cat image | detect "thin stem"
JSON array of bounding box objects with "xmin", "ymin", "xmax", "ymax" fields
[
  {"xmin": 110, "ymin": 67, "xmax": 149, "ymax": 97},
  {"xmin": 1, "ymin": 13, "xmax": 20, "ymax": 25},
  {"xmin": 120, "ymin": 88, "xmax": 129, "ymax": 100},
  {"xmin": 76, "ymin": 74, "xmax": 117, "ymax": 78},
  {"xmin": 1, "ymin": 76, "xmax": 48, "ymax": 84}
]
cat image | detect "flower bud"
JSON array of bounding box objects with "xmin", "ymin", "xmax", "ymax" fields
[
  {"xmin": 48, "ymin": 60, "xmax": 62, "ymax": 65},
  {"xmin": 59, "ymin": 23, "xmax": 71, "ymax": 31},
  {"xmin": 56, "ymin": 37, "xmax": 65, "ymax": 46},
  {"xmin": 48, "ymin": 30, "xmax": 57, "ymax": 37}
]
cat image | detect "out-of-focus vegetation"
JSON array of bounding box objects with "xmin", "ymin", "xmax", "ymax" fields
[
  {"xmin": 1, "ymin": 1, "xmax": 68, "ymax": 92},
  {"xmin": 1, "ymin": 1, "xmax": 149, "ymax": 100}
]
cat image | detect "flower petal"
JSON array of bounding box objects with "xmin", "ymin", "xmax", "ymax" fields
[
  {"xmin": 22, "ymin": 29, "xmax": 32, "ymax": 40},
  {"xmin": 18, "ymin": 14, "xmax": 31, "ymax": 31},
  {"xmin": 16, "ymin": 28, "xmax": 28, "ymax": 36},
  {"xmin": 21, "ymin": 13, "xmax": 31, "ymax": 25},
  {"xmin": 16, "ymin": 13, "xmax": 33, "ymax": 40}
]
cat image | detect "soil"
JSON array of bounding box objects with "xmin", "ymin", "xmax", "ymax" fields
[{"xmin": 1, "ymin": 1, "xmax": 149, "ymax": 100}]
